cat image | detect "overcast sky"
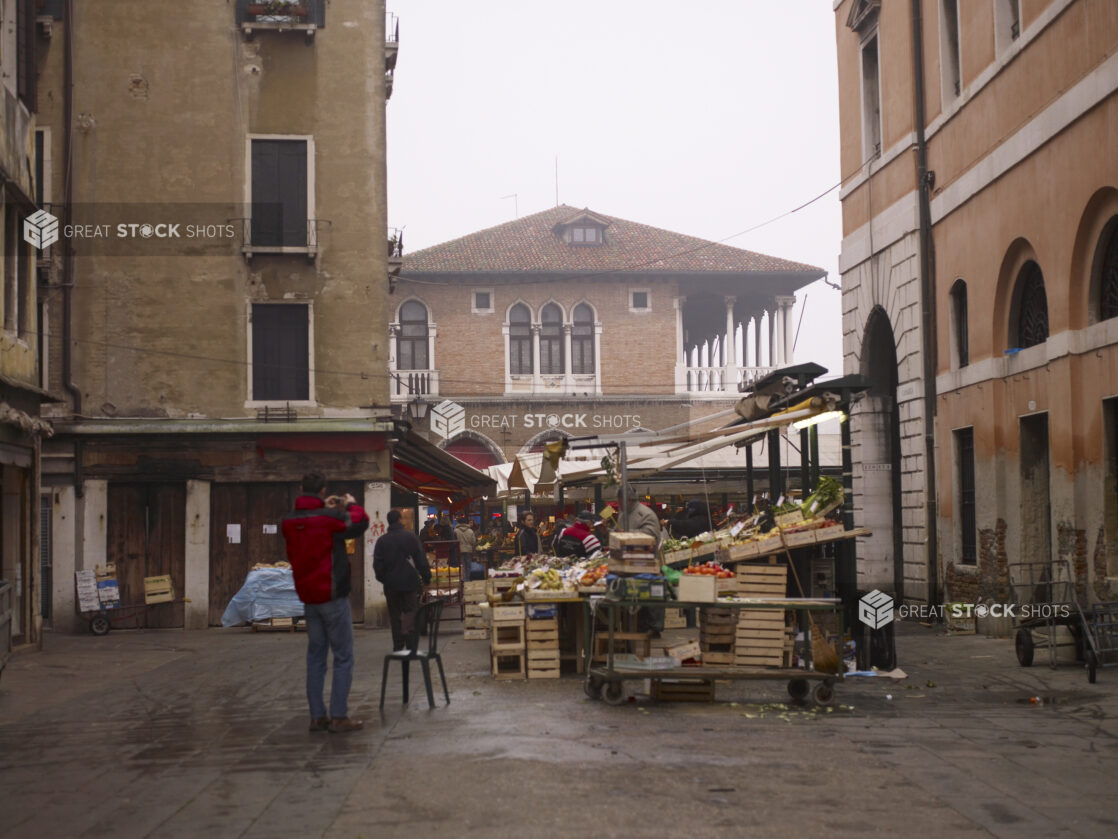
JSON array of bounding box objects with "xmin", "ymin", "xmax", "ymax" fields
[{"xmin": 387, "ymin": 1, "xmax": 844, "ymax": 377}]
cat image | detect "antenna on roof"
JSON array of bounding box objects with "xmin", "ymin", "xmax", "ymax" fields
[{"xmin": 500, "ymin": 193, "xmax": 519, "ymax": 218}]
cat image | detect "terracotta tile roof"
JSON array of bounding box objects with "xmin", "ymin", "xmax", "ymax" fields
[{"xmin": 402, "ymin": 205, "xmax": 824, "ymax": 277}]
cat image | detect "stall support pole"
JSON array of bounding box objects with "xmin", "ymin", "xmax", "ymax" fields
[
  {"xmin": 838, "ymin": 407, "xmax": 859, "ymax": 637},
  {"xmin": 809, "ymin": 425, "xmax": 820, "ymax": 488},
  {"xmin": 767, "ymin": 428, "xmax": 782, "ymax": 500},
  {"xmin": 745, "ymin": 444, "xmax": 755, "ymax": 509},
  {"xmin": 594, "ymin": 483, "xmax": 602, "ymax": 512},
  {"xmin": 799, "ymin": 428, "xmax": 810, "ymax": 499}
]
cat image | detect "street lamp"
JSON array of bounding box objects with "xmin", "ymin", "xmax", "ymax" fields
[{"xmin": 409, "ymin": 397, "xmax": 428, "ymax": 423}]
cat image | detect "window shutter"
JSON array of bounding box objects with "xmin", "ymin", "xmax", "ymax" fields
[
  {"xmin": 251, "ymin": 140, "xmax": 307, "ymax": 247},
  {"xmin": 18, "ymin": 0, "xmax": 37, "ymax": 112},
  {"xmin": 252, "ymin": 304, "xmax": 310, "ymax": 401}
]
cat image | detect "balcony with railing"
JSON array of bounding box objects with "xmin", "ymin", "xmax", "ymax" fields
[
  {"xmin": 238, "ymin": 217, "xmax": 325, "ymax": 261},
  {"xmin": 236, "ymin": 0, "xmax": 325, "ymax": 43},
  {"xmin": 386, "ymin": 12, "xmax": 399, "ymax": 100},
  {"xmin": 390, "ymin": 370, "xmax": 438, "ymax": 402}
]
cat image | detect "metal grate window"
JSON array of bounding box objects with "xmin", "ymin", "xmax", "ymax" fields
[
  {"xmin": 1099, "ymin": 222, "xmax": 1118, "ymax": 322},
  {"xmin": 1015, "ymin": 261, "xmax": 1049, "ymax": 349},
  {"xmin": 40, "ymin": 493, "xmax": 52, "ymax": 620},
  {"xmin": 956, "ymin": 428, "xmax": 977, "ymax": 565}
]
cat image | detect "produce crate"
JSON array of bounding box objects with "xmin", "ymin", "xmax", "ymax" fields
[
  {"xmin": 812, "ymin": 524, "xmax": 847, "ymax": 543},
  {"xmin": 491, "ymin": 604, "xmax": 525, "ymax": 622},
  {"xmin": 143, "ymin": 575, "xmax": 174, "ymax": 605},
  {"xmin": 463, "ymin": 628, "xmax": 490, "ymax": 641},
  {"xmin": 665, "ymin": 639, "xmax": 701, "ymax": 662},
  {"xmin": 700, "ymin": 651, "xmax": 734, "ymax": 666},
  {"xmin": 736, "ymin": 559, "xmax": 788, "ymax": 598},
  {"xmin": 487, "ymin": 578, "xmax": 518, "ymax": 597},
  {"xmin": 677, "ymin": 574, "xmax": 715, "ymax": 603},
  {"xmin": 782, "ymin": 529, "xmax": 816, "ymax": 548},
  {"xmin": 464, "ymin": 616, "xmax": 488, "ymax": 630},
  {"xmin": 650, "ymin": 678, "xmax": 716, "ymax": 702},
  {"xmin": 663, "ymin": 548, "xmax": 692, "ymax": 565},
  {"xmin": 490, "ymin": 621, "xmax": 525, "ymax": 651},
  {"xmin": 465, "ymin": 603, "xmax": 483, "ymax": 618},
  {"xmin": 727, "ymin": 542, "xmax": 760, "ymax": 561},
  {"xmin": 492, "ymin": 651, "xmax": 525, "ymax": 680},
  {"xmin": 608, "ymin": 555, "xmax": 661, "ymax": 575},
  {"xmin": 523, "ymin": 588, "xmax": 579, "ymax": 600},
  {"xmin": 464, "ymin": 580, "xmax": 488, "ymax": 602},
  {"xmin": 607, "ymin": 577, "xmax": 667, "ymax": 601},
  {"xmin": 526, "ymin": 604, "xmax": 559, "ymax": 619},
  {"xmin": 663, "ymin": 607, "xmax": 687, "ymax": 629},
  {"xmin": 609, "ymin": 531, "xmax": 655, "ymax": 550},
  {"xmin": 734, "ymin": 609, "xmax": 787, "ymax": 667}
]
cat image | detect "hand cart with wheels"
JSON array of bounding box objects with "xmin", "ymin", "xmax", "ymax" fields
[
  {"xmin": 1081, "ymin": 602, "xmax": 1118, "ymax": 684},
  {"xmin": 75, "ymin": 572, "xmax": 187, "ymax": 636},
  {"xmin": 1009, "ymin": 558, "xmax": 1090, "ymax": 669},
  {"xmin": 584, "ymin": 596, "xmax": 843, "ymax": 707}
]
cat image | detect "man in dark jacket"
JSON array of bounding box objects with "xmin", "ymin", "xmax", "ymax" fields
[
  {"xmin": 281, "ymin": 472, "xmax": 369, "ymax": 734},
  {"xmin": 514, "ymin": 511, "xmax": 540, "ymax": 556},
  {"xmin": 373, "ymin": 508, "xmax": 432, "ymax": 651},
  {"xmin": 670, "ymin": 499, "xmax": 714, "ymax": 539}
]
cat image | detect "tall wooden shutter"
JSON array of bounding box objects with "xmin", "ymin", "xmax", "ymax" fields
[
  {"xmin": 252, "ymin": 304, "xmax": 310, "ymax": 401},
  {"xmin": 251, "ymin": 140, "xmax": 308, "ymax": 247}
]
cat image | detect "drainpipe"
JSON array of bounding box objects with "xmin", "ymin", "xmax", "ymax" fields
[
  {"xmin": 61, "ymin": 0, "xmax": 83, "ymax": 498},
  {"xmin": 912, "ymin": 0, "xmax": 939, "ymax": 605}
]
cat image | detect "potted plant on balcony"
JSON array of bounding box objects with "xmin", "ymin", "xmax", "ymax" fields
[{"xmin": 247, "ymin": 1, "xmax": 308, "ymax": 19}]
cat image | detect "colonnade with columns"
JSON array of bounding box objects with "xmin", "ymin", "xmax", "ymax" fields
[{"xmin": 674, "ymin": 295, "xmax": 797, "ymax": 394}]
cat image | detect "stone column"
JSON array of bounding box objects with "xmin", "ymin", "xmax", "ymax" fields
[
  {"xmin": 723, "ymin": 296, "xmax": 738, "ymax": 392},
  {"xmin": 753, "ymin": 314, "xmax": 762, "ymax": 369},
  {"xmin": 776, "ymin": 295, "xmax": 797, "ymax": 365},
  {"xmin": 50, "ymin": 486, "xmax": 78, "ymax": 633},
  {"xmin": 184, "ymin": 480, "xmax": 210, "ymax": 630},
  {"xmin": 82, "ymin": 480, "xmax": 108, "ymax": 573},
  {"xmin": 562, "ymin": 322, "xmax": 573, "ymax": 392},
  {"xmin": 387, "ymin": 323, "xmax": 399, "ymax": 395}
]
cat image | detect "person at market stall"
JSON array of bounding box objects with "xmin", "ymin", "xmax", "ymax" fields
[
  {"xmin": 669, "ymin": 499, "xmax": 714, "ymax": 539},
  {"xmin": 281, "ymin": 472, "xmax": 369, "ymax": 734},
  {"xmin": 513, "ymin": 511, "xmax": 540, "ymax": 555},
  {"xmin": 616, "ymin": 483, "xmax": 664, "ymax": 637},
  {"xmin": 555, "ymin": 510, "xmax": 602, "ymax": 558},
  {"xmin": 454, "ymin": 515, "xmax": 485, "ymax": 580},
  {"xmin": 373, "ymin": 508, "xmax": 432, "ymax": 652},
  {"xmin": 592, "ymin": 505, "xmax": 615, "ymax": 546},
  {"xmin": 616, "ymin": 483, "xmax": 661, "ymax": 549}
]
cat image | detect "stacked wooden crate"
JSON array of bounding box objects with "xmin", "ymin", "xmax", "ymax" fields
[
  {"xmin": 735, "ymin": 559, "xmax": 792, "ymax": 667},
  {"xmin": 663, "ymin": 607, "xmax": 687, "ymax": 630},
  {"xmin": 525, "ymin": 605, "xmax": 560, "ymax": 679},
  {"xmin": 463, "ymin": 580, "xmax": 489, "ymax": 641},
  {"xmin": 490, "ymin": 603, "xmax": 526, "ymax": 679},
  {"xmin": 607, "ymin": 531, "xmax": 658, "ymax": 575},
  {"xmin": 698, "ymin": 607, "xmax": 736, "ymax": 665},
  {"xmin": 650, "ymin": 677, "xmax": 716, "ymax": 702}
]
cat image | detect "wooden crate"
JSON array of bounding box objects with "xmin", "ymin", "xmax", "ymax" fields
[
  {"xmin": 736, "ymin": 559, "xmax": 788, "ymax": 598},
  {"xmin": 463, "ymin": 628, "xmax": 489, "ymax": 641},
  {"xmin": 651, "ymin": 678, "xmax": 716, "ymax": 702},
  {"xmin": 735, "ymin": 608, "xmax": 789, "ymax": 667},
  {"xmin": 527, "ymin": 662, "xmax": 561, "ymax": 679},
  {"xmin": 490, "ymin": 621, "xmax": 525, "ymax": 651},
  {"xmin": 663, "ymin": 607, "xmax": 687, "ymax": 629},
  {"xmin": 527, "ymin": 648, "xmax": 560, "ymax": 665},
  {"xmin": 782, "ymin": 529, "xmax": 816, "ymax": 548},
  {"xmin": 487, "ymin": 578, "xmax": 518, "ymax": 598},
  {"xmin": 700, "ymin": 651, "xmax": 734, "ymax": 666},
  {"xmin": 492, "ymin": 604, "xmax": 525, "ymax": 622},
  {"xmin": 464, "ymin": 616, "xmax": 488, "ymax": 630},
  {"xmin": 143, "ymin": 575, "xmax": 174, "ymax": 605},
  {"xmin": 464, "ymin": 580, "xmax": 488, "ymax": 600},
  {"xmin": 698, "ymin": 606, "xmax": 737, "ymax": 626},
  {"xmin": 465, "ymin": 603, "xmax": 483, "ymax": 618},
  {"xmin": 492, "ymin": 651, "xmax": 525, "ymax": 680}
]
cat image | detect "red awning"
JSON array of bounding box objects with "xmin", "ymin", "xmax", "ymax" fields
[{"xmin": 442, "ymin": 438, "xmax": 501, "ymax": 471}]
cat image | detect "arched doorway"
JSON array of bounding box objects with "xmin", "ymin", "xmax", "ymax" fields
[{"xmin": 859, "ymin": 307, "xmax": 905, "ymax": 599}]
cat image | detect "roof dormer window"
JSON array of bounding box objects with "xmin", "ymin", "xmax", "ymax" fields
[{"xmin": 569, "ymin": 225, "xmax": 602, "ymax": 245}]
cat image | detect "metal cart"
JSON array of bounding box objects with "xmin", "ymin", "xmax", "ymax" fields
[
  {"xmin": 1009, "ymin": 558, "xmax": 1089, "ymax": 669},
  {"xmin": 584, "ymin": 596, "xmax": 843, "ymax": 707},
  {"xmin": 1082, "ymin": 602, "xmax": 1118, "ymax": 684}
]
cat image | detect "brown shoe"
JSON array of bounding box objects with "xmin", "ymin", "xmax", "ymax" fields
[
  {"xmin": 309, "ymin": 717, "xmax": 330, "ymax": 732},
  {"xmin": 328, "ymin": 717, "xmax": 364, "ymax": 733}
]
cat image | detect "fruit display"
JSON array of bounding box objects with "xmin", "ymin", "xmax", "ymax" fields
[
  {"xmin": 578, "ymin": 563, "xmax": 610, "ymax": 587},
  {"xmin": 682, "ymin": 561, "xmax": 734, "ymax": 579}
]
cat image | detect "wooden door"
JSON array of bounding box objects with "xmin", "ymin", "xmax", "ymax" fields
[
  {"xmin": 209, "ymin": 483, "xmax": 296, "ymax": 625},
  {"xmin": 107, "ymin": 483, "xmax": 186, "ymax": 628}
]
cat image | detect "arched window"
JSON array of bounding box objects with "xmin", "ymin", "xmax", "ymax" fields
[
  {"xmin": 572, "ymin": 303, "xmax": 595, "ymax": 374},
  {"xmin": 1097, "ymin": 219, "xmax": 1118, "ymax": 322},
  {"xmin": 950, "ymin": 279, "xmax": 968, "ymax": 367},
  {"xmin": 398, "ymin": 300, "xmax": 429, "ymax": 370},
  {"xmin": 509, "ymin": 303, "xmax": 533, "ymax": 375},
  {"xmin": 1012, "ymin": 260, "xmax": 1049, "ymax": 349},
  {"xmin": 539, "ymin": 304, "xmax": 564, "ymax": 374}
]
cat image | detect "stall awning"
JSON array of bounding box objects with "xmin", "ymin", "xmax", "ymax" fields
[{"xmin": 392, "ymin": 428, "xmax": 496, "ymax": 502}]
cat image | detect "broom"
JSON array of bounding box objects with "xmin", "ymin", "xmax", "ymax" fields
[{"xmin": 784, "ymin": 547, "xmax": 841, "ymax": 674}]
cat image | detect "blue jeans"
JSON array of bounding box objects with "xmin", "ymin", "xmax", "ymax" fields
[{"xmin": 304, "ymin": 597, "xmax": 355, "ymax": 719}]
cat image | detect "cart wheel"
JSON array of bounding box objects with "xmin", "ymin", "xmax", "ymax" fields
[
  {"xmin": 812, "ymin": 681, "xmax": 836, "ymax": 707},
  {"xmin": 1086, "ymin": 650, "xmax": 1098, "ymax": 685},
  {"xmin": 787, "ymin": 678, "xmax": 810, "ymax": 703},
  {"xmin": 584, "ymin": 676, "xmax": 604, "ymax": 700},
  {"xmin": 89, "ymin": 614, "xmax": 111, "ymax": 636},
  {"xmin": 601, "ymin": 681, "xmax": 626, "ymax": 706},
  {"xmin": 1015, "ymin": 628, "xmax": 1034, "ymax": 667}
]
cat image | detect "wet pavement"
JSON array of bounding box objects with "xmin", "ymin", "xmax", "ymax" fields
[{"xmin": 2, "ymin": 621, "xmax": 1118, "ymax": 838}]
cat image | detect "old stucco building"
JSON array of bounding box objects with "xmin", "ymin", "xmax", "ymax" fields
[
  {"xmin": 36, "ymin": 0, "xmax": 400, "ymax": 630},
  {"xmin": 393, "ymin": 205, "xmax": 826, "ymax": 503},
  {"xmin": 835, "ymin": 0, "xmax": 1118, "ymax": 607}
]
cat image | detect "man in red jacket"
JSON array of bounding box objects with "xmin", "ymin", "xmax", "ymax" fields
[{"xmin": 282, "ymin": 472, "xmax": 369, "ymax": 733}]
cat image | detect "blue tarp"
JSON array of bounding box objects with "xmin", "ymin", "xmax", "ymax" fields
[{"xmin": 221, "ymin": 567, "xmax": 305, "ymax": 627}]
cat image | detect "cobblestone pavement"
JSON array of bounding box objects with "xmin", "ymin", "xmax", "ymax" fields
[{"xmin": 2, "ymin": 621, "xmax": 1117, "ymax": 839}]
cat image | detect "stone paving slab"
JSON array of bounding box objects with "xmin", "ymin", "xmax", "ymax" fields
[{"xmin": 1, "ymin": 623, "xmax": 1117, "ymax": 838}]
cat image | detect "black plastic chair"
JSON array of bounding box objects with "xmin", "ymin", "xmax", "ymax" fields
[{"xmin": 379, "ymin": 597, "xmax": 449, "ymax": 709}]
